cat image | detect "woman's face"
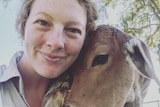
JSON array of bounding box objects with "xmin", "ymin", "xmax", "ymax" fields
[{"xmin": 22, "ymin": 0, "xmax": 87, "ymax": 78}]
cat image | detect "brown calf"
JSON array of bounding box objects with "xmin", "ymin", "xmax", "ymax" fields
[{"xmin": 62, "ymin": 25, "xmax": 160, "ymax": 107}]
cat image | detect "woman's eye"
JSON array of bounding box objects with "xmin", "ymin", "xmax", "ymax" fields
[
  {"xmin": 65, "ymin": 28, "xmax": 81, "ymax": 35},
  {"xmin": 36, "ymin": 20, "xmax": 49, "ymax": 26}
]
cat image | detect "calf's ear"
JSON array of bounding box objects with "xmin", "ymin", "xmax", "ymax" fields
[
  {"xmin": 123, "ymin": 38, "xmax": 155, "ymax": 79},
  {"xmin": 123, "ymin": 38, "xmax": 160, "ymax": 93}
]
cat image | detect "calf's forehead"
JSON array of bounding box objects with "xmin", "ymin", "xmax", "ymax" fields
[{"xmin": 87, "ymin": 26, "xmax": 121, "ymax": 53}]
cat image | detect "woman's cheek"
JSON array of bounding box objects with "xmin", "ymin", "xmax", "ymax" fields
[
  {"xmin": 25, "ymin": 27, "xmax": 44, "ymax": 45},
  {"xmin": 69, "ymin": 39, "xmax": 84, "ymax": 57}
]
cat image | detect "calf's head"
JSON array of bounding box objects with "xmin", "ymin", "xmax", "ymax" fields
[{"xmin": 63, "ymin": 25, "xmax": 157, "ymax": 107}]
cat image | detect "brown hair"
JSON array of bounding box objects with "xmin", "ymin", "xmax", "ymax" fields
[{"xmin": 16, "ymin": 0, "xmax": 98, "ymax": 37}]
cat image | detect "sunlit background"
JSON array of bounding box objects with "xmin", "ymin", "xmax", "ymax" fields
[{"xmin": 0, "ymin": 0, "xmax": 160, "ymax": 107}]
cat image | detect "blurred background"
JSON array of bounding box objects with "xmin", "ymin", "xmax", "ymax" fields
[{"xmin": 0, "ymin": 0, "xmax": 160, "ymax": 106}]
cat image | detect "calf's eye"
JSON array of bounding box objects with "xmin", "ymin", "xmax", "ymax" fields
[{"xmin": 91, "ymin": 54, "xmax": 108, "ymax": 67}]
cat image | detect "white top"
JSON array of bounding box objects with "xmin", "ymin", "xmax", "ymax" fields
[{"xmin": 0, "ymin": 51, "xmax": 64, "ymax": 107}]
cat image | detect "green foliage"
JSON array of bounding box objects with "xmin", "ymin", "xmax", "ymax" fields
[
  {"xmin": 101, "ymin": 0, "xmax": 118, "ymax": 8},
  {"xmin": 99, "ymin": 0, "xmax": 160, "ymax": 50}
]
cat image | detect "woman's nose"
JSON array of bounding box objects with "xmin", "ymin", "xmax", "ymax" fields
[{"xmin": 46, "ymin": 29, "xmax": 65, "ymax": 50}]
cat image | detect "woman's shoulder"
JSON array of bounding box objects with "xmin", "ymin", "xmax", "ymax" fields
[
  {"xmin": 0, "ymin": 64, "xmax": 7, "ymax": 77},
  {"xmin": 0, "ymin": 64, "xmax": 9, "ymax": 83},
  {"xmin": 0, "ymin": 51, "xmax": 23, "ymax": 83}
]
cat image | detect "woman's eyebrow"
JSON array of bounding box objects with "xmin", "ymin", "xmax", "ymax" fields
[
  {"xmin": 35, "ymin": 12, "xmax": 86, "ymax": 30},
  {"xmin": 35, "ymin": 12, "xmax": 53, "ymax": 19},
  {"xmin": 66, "ymin": 21, "xmax": 86, "ymax": 30}
]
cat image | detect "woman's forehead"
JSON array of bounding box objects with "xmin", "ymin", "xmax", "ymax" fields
[{"xmin": 30, "ymin": 0, "xmax": 87, "ymax": 25}]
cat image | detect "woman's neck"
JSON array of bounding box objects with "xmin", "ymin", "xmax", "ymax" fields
[
  {"xmin": 17, "ymin": 55, "xmax": 51, "ymax": 107},
  {"xmin": 18, "ymin": 56, "xmax": 49, "ymax": 88}
]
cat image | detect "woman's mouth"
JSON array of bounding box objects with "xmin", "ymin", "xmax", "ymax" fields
[{"xmin": 40, "ymin": 52, "xmax": 65, "ymax": 62}]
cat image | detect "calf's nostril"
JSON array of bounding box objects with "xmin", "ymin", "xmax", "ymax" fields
[{"xmin": 62, "ymin": 104, "xmax": 70, "ymax": 107}]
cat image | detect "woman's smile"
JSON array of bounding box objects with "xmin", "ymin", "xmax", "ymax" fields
[{"xmin": 40, "ymin": 51, "xmax": 66, "ymax": 63}]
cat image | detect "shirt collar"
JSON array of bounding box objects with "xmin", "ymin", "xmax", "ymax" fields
[
  {"xmin": 0, "ymin": 51, "xmax": 25, "ymax": 96},
  {"xmin": 0, "ymin": 51, "xmax": 23, "ymax": 82}
]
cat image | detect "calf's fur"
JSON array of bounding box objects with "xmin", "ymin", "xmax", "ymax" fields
[
  {"xmin": 63, "ymin": 25, "xmax": 160, "ymax": 107},
  {"xmin": 44, "ymin": 25, "xmax": 160, "ymax": 107}
]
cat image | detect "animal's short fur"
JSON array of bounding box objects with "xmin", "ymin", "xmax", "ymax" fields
[
  {"xmin": 43, "ymin": 25, "xmax": 160, "ymax": 107},
  {"xmin": 43, "ymin": 74, "xmax": 72, "ymax": 107},
  {"xmin": 63, "ymin": 25, "xmax": 160, "ymax": 107}
]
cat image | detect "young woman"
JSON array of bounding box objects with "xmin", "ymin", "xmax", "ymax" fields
[{"xmin": 0, "ymin": 0, "xmax": 98, "ymax": 107}]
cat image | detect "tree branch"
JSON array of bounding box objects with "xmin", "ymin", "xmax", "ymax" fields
[
  {"xmin": 150, "ymin": 0, "xmax": 160, "ymax": 15},
  {"xmin": 124, "ymin": 24, "xmax": 160, "ymax": 31},
  {"xmin": 145, "ymin": 25, "xmax": 160, "ymax": 42},
  {"xmin": 149, "ymin": 0, "xmax": 160, "ymax": 20}
]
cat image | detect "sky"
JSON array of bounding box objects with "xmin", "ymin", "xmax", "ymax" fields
[
  {"xmin": 0, "ymin": 0, "xmax": 160, "ymax": 106},
  {"xmin": 0, "ymin": 0, "xmax": 22, "ymax": 64}
]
